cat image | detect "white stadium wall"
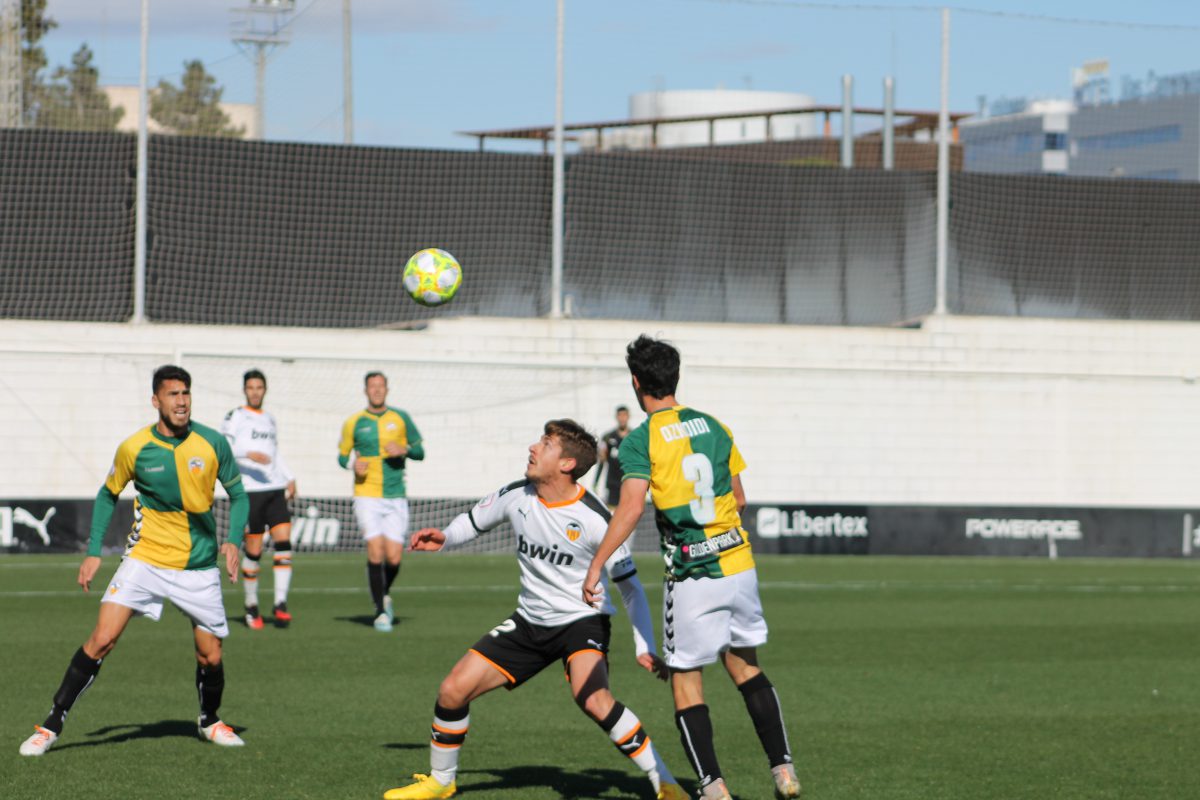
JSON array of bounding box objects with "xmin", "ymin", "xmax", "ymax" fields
[{"xmin": 2, "ymin": 315, "xmax": 1199, "ymax": 508}]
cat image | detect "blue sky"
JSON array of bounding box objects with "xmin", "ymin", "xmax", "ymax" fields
[{"xmin": 40, "ymin": 0, "xmax": 1200, "ymax": 151}]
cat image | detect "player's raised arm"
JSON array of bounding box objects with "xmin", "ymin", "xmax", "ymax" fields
[
  {"xmin": 411, "ymin": 483, "xmax": 516, "ymax": 552},
  {"xmin": 583, "ymin": 477, "xmax": 648, "ymax": 606}
]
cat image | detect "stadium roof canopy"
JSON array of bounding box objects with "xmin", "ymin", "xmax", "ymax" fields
[{"xmin": 460, "ymin": 104, "xmax": 973, "ymax": 152}]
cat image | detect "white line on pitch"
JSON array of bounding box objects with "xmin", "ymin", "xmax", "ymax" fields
[
  {"xmin": 1, "ymin": 581, "xmax": 1196, "ymax": 599},
  {"xmin": 0, "ymin": 584, "xmax": 518, "ymax": 598}
]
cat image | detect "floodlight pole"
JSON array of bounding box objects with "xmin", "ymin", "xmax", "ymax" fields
[
  {"xmin": 0, "ymin": 0, "xmax": 21, "ymax": 127},
  {"xmin": 231, "ymin": 1, "xmax": 295, "ymax": 141},
  {"xmin": 840, "ymin": 74, "xmax": 853, "ymax": 168},
  {"xmin": 132, "ymin": 0, "xmax": 149, "ymax": 323},
  {"xmin": 934, "ymin": 7, "xmax": 950, "ymax": 316},
  {"xmin": 882, "ymin": 76, "xmax": 895, "ymax": 170},
  {"xmin": 343, "ymin": 0, "xmax": 353, "ymax": 144},
  {"xmin": 254, "ymin": 47, "xmax": 267, "ymax": 139},
  {"xmin": 550, "ymin": 0, "xmax": 565, "ymax": 319}
]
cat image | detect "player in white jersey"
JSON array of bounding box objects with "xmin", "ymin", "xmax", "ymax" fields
[
  {"xmin": 221, "ymin": 369, "xmax": 297, "ymax": 630},
  {"xmin": 383, "ymin": 420, "xmax": 687, "ymax": 800}
]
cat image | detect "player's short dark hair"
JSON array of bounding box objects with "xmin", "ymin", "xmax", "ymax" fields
[
  {"xmin": 615, "ymin": 405, "xmax": 629, "ymax": 414},
  {"xmin": 365, "ymin": 371, "xmax": 387, "ymax": 386},
  {"xmin": 243, "ymin": 369, "xmax": 266, "ymax": 387},
  {"xmin": 626, "ymin": 335, "xmax": 679, "ymax": 399},
  {"xmin": 544, "ymin": 419, "xmax": 598, "ymax": 481},
  {"xmin": 152, "ymin": 364, "xmax": 191, "ymax": 393}
]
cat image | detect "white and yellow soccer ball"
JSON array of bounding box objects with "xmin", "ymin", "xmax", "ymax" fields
[{"xmin": 403, "ymin": 248, "xmax": 463, "ymax": 307}]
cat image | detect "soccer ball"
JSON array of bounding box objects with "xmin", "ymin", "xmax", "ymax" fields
[{"xmin": 403, "ymin": 248, "xmax": 463, "ymax": 307}]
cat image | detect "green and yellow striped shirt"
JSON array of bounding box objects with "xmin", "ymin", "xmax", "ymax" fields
[
  {"xmin": 338, "ymin": 407, "xmax": 425, "ymax": 498},
  {"xmin": 620, "ymin": 406, "xmax": 754, "ymax": 581},
  {"xmin": 88, "ymin": 422, "xmax": 248, "ymax": 570}
]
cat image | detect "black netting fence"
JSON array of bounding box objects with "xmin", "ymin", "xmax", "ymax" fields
[{"xmin": 4, "ymin": 129, "xmax": 1200, "ymax": 326}]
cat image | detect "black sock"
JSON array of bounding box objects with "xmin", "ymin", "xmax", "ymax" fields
[
  {"xmin": 676, "ymin": 704, "xmax": 722, "ymax": 787},
  {"xmin": 367, "ymin": 561, "xmax": 386, "ymax": 615},
  {"xmin": 42, "ymin": 647, "xmax": 103, "ymax": 735},
  {"xmin": 738, "ymin": 672, "xmax": 793, "ymax": 768},
  {"xmin": 197, "ymin": 662, "xmax": 225, "ymax": 728},
  {"xmin": 599, "ymin": 701, "xmax": 626, "ymax": 733},
  {"xmin": 384, "ymin": 561, "xmax": 400, "ymax": 592}
]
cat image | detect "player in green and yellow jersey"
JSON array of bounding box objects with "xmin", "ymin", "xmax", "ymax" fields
[
  {"xmin": 584, "ymin": 336, "xmax": 800, "ymax": 800},
  {"xmin": 19, "ymin": 365, "xmax": 250, "ymax": 758},
  {"xmin": 338, "ymin": 371, "xmax": 425, "ymax": 632}
]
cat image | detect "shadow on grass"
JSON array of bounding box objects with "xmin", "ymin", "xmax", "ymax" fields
[
  {"xmin": 379, "ymin": 744, "xmax": 701, "ymax": 798},
  {"xmin": 53, "ymin": 719, "xmax": 241, "ymax": 751},
  {"xmin": 457, "ymin": 765, "xmax": 693, "ymax": 799},
  {"xmin": 336, "ymin": 614, "xmax": 409, "ymax": 628}
]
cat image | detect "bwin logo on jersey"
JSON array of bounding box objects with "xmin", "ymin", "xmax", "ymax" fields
[
  {"xmin": 517, "ymin": 535, "xmax": 574, "ymax": 566},
  {"xmin": 564, "ymin": 521, "xmax": 583, "ymax": 542}
]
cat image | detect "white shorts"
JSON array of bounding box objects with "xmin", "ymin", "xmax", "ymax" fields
[
  {"xmin": 662, "ymin": 568, "xmax": 768, "ymax": 669},
  {"xmin": 101, "ymin": 557, "xmax": 229, "ymax": 638},
  {"xmin": 354, "ymin": 497, "xmax": 410, "ymax": 543}
]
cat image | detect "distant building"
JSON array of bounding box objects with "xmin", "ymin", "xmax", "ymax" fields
[
  {"xmin": 577, "ymin": 88, "xmax": 818, "ymax": 151},
  {"xmin": 102, "ymin": 85, "xmax": 257, "ymax": 138},
  {"xmin": 1069, "ymin": 94, "xmax": 1199, "ymax": 181},
  {"xmin": 959, "ymin": 100, "xmax": 1070, "ymax": 175},
  {"xmin": 462, "ymin": 84, "xmax": 967, "ymax": 171},
  {"xmin": 961, "ymin": 65, "xmax": 1200, "ymax": 181}
]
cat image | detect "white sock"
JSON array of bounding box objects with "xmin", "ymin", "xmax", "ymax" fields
[
  {"xmin": 273, "ymin": 551, "xmax": 293, "ymax": 605},
  {"xmin": 607, "ymin": 706, "xmax": 665, "ymax": 791},
  {"xmin": 241, "ymin": 554, "xmax": 260, "ymax": 607},
  {"xmin": 429, "ymin": 709, "xmax": 469, "ymax": 786}
]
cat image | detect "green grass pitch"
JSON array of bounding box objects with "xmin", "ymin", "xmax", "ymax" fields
[{"xmin": 2, "ymin": 553, "xmax": 1197, "ymax": 799}]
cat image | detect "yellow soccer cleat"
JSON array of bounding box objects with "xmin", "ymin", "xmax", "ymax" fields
[
  {"xmin": 383, "ymin": 773, "xmax": 457, "ymax": 800},
  {"xmin": 657, "ymin": 783, "xmax": 689, "ymax": 800}
]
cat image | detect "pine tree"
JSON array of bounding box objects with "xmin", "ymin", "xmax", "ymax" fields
[
  {"xmin": 151, "ymin": 60, "xmax": 244, "ymax": 138},
  {"xmin": 36, "ymin": 44, "xmax": 123, "ymax": 131},
  {"xmin": 20, "ymin": 0, "xmax": 56, "ymax": 126}
]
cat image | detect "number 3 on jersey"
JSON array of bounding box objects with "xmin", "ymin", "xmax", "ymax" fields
[{"xmin": 681, "ymin": 453, "xmax": 716, "ymax": 524}]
